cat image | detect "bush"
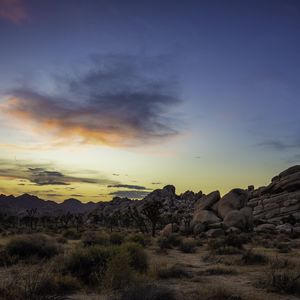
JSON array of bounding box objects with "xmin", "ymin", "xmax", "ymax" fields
[
  {"xmin": 64, "ymin": 245, "xmax": 113, "ymax": 284},
  {"xmin": 260, "ymin": 258, "xmax": 300, "ymax": 295},
  {"xmin": 202, "ymin": 266, "xmax": 237, "ymax": 276},
  {"xmin": 241, "ymin": 250, "xmax": 268, "ymax": 265},
  {"xmin": 207, "ymin": 238, "xmax": 242, "ymax": 255},
  {"xmin": 157, "ymin": 233, "xmax": 182, "ymax": 250},
  {"xmin": 194, "ymin": 285, "xmax": 242, "ymax": 300},
  {"xmin": 110, "ymin": 232, "xmax": 125, "ymax": 245},
  {"xmin": 179, "ymin": 238, "xmax": 196, "ymax": 253},
  {"xmin": 119, "ymin": 283, "xmax": 176, "ymax": 300},
  {"xmin": 6, "ymin": 234, "xmax": 61, "ymax": 261},
  {"xmin": 63, "ymin": 228, "xmax": 81, "ymax": 240},
  {"xmin": 103, "ymin": 249, "xmax": 134, "ymax": 290},
  {"xmin": 121, "ymin": 242, "xmax": 148, "ymax": 273},
  {"xmin": 82, "ymin": 230, "xmax": 109, "ymax": 247},
  {"xmin": 156, "ymin": 264, "xmax": 190, "ymax": 279},
  {"xmin": 125, "ymin": 233, "xmax": 147, "ymax": 247}
]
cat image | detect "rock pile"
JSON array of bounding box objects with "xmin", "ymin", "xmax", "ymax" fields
[{"xmin": 247, "ymin": 165, "xmax": 300, "ymax": 234}]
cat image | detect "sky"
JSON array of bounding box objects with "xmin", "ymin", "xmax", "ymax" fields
[{"xmin": 0, "ymin": 0, "xmax": 299, "ymax": 202}]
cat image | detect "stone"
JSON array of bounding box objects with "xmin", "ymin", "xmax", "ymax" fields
[
  {"xmin": 217, "ymin": 189, "xmax": 249, "ymax": 219},
  {"xmin": 193, "ymin": 223, "xmax": 206, "ymax": 235},
  {"xmin": 223, "ymin": 210, "xmax": 247, "ymax": 230},
  {"xmin": 254, "ymin": 223, "xmax": 276, "ymax": 233},
  {"xmin": 206, "ymin": 228, "xmax": 225, "ymax": 238},
  {"xmin": 160, "ymin": 223, "xmax": 178, "ymax": 237},
  {"xmin": 276, "ymin": 223, "xmax": 293, "ymax": 234},
  {"xmin": 191, "ymin": 210, "xmax": 221, "ymax": 227},
  {"xmin": 195, "ymin": 191, "xmax": 220, "ymax": 211},
  {"xmin": 226, "ymin": 227, "xmax": 241, "ymax": 234}
]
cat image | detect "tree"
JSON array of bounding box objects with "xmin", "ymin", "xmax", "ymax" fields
[
  {"xmin": 141, "ymin": 200, "xmax": 163, "ymax": 237},
  {"xmin": 26, "ymin": 208, "xmax": 38, "ymax": 230}
]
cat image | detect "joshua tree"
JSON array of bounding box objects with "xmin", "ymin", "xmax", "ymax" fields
[
  {"xmin": 60, "ymin": 212, "xmax": 73, "ymax": 228},
  {"xmin": 128, "ymin": 206, "xmax": 149, "ymax": 234},
  {"xmin": 141, "ymin": 200, "xmax": 163, "ymax": 237},
  {"xmin": 26, "ymin": 208, "xmax": 38, "ymax": 230},
  {"xmin": 74, "ymin": 214, "xmax": 83, "ymax": 232}
]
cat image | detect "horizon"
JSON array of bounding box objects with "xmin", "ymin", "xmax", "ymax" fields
[{"xmin": 0, "ymin": 0, "xmax": 299, "ymax": 203}]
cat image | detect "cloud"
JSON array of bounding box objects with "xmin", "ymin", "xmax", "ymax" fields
[
  {"xmin": 258, "ymin": 139, "xmax": 300, "ymax": 151},
  {"xmin": 0, "ymin": 0, "xmax": 28, "ymax": 24},
  {"xmin": 0, "ymin": 159, "xmax": 116, "ymax": 186},
  {"xmin": 109, "ymin": 190, "xmax": 150, "ymax": 199},
  {"xmin": 151, "ymin": 182, "xmax": 161, "ymax": 185},
  {"xmin": 107, "ymin": 184, "xmax": 149, "ymax": 190},
  {"xmin": 1, "ymin": 54, "xmax": 181, "ymax": 147}
]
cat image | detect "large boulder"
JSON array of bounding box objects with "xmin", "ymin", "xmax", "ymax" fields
[
  {"xmin": 262, "ymin": 165, "xmax": 300, "ymax": 194},
  {"xmin": 217, "ymin": 189, "xmax": 249, "ymax": 219},
  {"xmin": 160, "ymin": 223, "xmax": 178, "ymax": 237},
  {"xmin": 195, "ymin": 191, "xmax": 220, "ymax": 211},
  {"xmin": 254, "ymin": 223, "xmax": 276, "ymax": 233},
  {"xmin": 240, "ymin": 206, "xmax": 254, "ymax": 229},
  {"xmin": 191, "ymin": 210, "xmax": 221, "ymax": 227},
  {"xmin": 206, "ymin": 228, "xmax": 225, "ymax": 238},
  {"xmin": 223, "ymin": 210, "xmax": 247, "ymax": 230}
]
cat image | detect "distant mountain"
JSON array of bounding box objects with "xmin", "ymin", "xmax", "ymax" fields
[{"xmin": 0, "ymin": 194, "xmax": 99, "ymax": 216}]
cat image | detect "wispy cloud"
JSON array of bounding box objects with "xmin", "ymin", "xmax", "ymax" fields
[
  {"xmin": 107, "ymin": 184, "xmax": 149, "ymax": 190},
  {"xmin": 257, "ymin": 138, "xmax": 300, "ymax": 151},
  {"xmin": 1, "ymin": 54, "xmax": 181, "ymax": 148},
  {"xmin": 0, "ymin": 159, "xmax": 117, "ymax": 186},
  {"xmin": 0, "ymin": 0, "xmax": 28, "ymax": 24},
  {"xmin": 109, "ymin": 190, "xmax": 150, "ymax": 199}
]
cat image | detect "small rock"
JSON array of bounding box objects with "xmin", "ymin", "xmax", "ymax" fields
[{"xmin": 206, "ymin": 228, "xmax": 225, "ymax": 238}]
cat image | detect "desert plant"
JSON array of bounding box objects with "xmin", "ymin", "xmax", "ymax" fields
[
  {"xmin": 110, "ymin": 232, "xmax": 125, "ymax": 245},
  {"xmin": 62, "ymin": 229, "xmax": 81, "ymax": 240},
  {"xmin": 240, "ymin": 250, "xmax": 268, "ymax": 265},
  {"xmin": 6, "ymin": 234, "xmax": 61, "ymax": 261},
  {"xmin": 121, "ymin": 242, "xmax": 148, "ymax": 273},
  {"xmin": 179, "ymin": 238, "xmax": 196, "ymax": 253},
  {"xmin": 82, "ymin": 230, "xmax": 109, "ymax": 247},
  {"xmin": 125, "ymin": 233, "xmax": 147, "ymax": 247},
  {"xmin": 156, "ymin": 264, "xmax": 190, "ymax": 279}
]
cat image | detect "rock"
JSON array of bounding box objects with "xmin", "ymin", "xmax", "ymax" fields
[
  {"xmin": 191, "ymin": 210, "xmax": 221, "ymax": 227},
  {"xmin": 240, "ymin": 207, "xmax": 254, "ymax": 229},
  {"xmin": 226, "ymin": 227, "xmax": 241, "ymax": 234},
  {"xmin": 276, "ymin": 223, "xmax": 293, "ymax": 234},
  {"xmin": 217, "ymin": 189, "xmax": 249, "ymax": 219},
  {"xmin": 254, "ymin": 223, "xmax": 276, "ymax": 233},
  {"xmin": 207, "ymin": 222, "xmax": 223, "ymax": 229},
  {"xmin": 193, "ymin": 223, "xmax": 206, "ymax": 235},
  {"xmin": 223, "ymin": 210, "xmax": 247, "ymax": 230},
  {"xmin": 195, "ymin": 191, "xmax": 220, "ymax": 211},
  {"xmin": 206, "ymin": 228, "xmax": 225, "ymax": 238},
  {"xmin": 160, "ymin": 223, "xmax": 178, "ymax": 237}
]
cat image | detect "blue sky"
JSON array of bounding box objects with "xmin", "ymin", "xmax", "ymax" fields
[{"xmin": 0, "ymin": 0, "xmax": 299, "ymax": 201}]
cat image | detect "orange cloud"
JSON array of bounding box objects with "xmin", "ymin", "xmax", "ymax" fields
[{"xmin": 0, "ymin": 0, "xmax": 28, "ymax": 24}]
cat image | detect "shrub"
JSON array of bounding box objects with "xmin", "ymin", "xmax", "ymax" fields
[
  {"xmin": 82, "ymin": 230, "xmax": 109, "ymax": 247},
  {"xmin": 261, "ymin": 260, "xmax": 300, "ymax": 295},
  {"xmin": 276, "ymin": 243, "xmax": 291, "ymax": 253},
  {"xmin": 121, "ymin": 242, "xmax": 148, "ymax": 273},
  {"xmin": 125, "ymin": 233, "xmax": 147, "ymax": 247},
  {"xmin": 179, "ymin": 238, "xmax": 196, "ymax": 253},
  {"xmin": 56, "ymin": 236, "xmax": 68, "ymax": 244},
  {"xmin": 202, "ymin": 266, "xmax": 237, "ymax": 276},
  {"xmin": 119, "ymin": 283, "xmax": 176, "ymax": 300},
  {"xmin": 6, "ymin": 234, "xmax": 61, "ymax": 260},
  {"xmin": 64, "ymin": 245, "xmax": 113, "ymax": 284},
  {"xmin": 207, "ymin": 238, "xmax": 242, "ymax": 255},
  {"xmin": 240, "ymin": 250, "xmax": 268, "ymax": 265},
  {"xmin": 157, "ymin": 233, "xmax": 182, "ymax": 250},
  {"xmin": 110, "ymin": 232, "xmax": 125, "ymax": 245},
  {"xmin": 156, "ymin": 264, "xmax": 190, "ymax": 279},
  {"xmin": 103, "ymin": 249, "xmax": 134, "ymax": 290},
  {"xmin": 63, "ymin": 228, "xmax": 81, "ymax": 240}
]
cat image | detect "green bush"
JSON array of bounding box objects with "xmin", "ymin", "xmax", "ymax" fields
[
  {"xmin": 121, "ymin": 242, "xmax": 148, "ymax": 273},
  {"xmin": 157, "ymin": 233, "xmax": 182, "ymax": 250},
  {"xmin": 157, "ymin": 264, "xmax": 190, "ymax": 279},
  {"xmin": 6, "ymin": 234, "xmax": 61, "ymax": 260},
  {"xmin": 179, "ymin": 238, "xmax": 196, "ymax": 253}
]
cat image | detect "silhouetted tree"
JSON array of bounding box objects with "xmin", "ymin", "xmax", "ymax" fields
[{"xmin": 141, "ymin": 200, "xmax": 163, "ymax": 237}]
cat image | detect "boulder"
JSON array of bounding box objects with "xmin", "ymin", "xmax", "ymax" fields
[
  {"xmin": 160, "ymin": 223, "xmax": 179, "ymax": 237},
  {"xmin": 240, "ymin": 206, "xmax": 254, "ymax": 229},
  {"xmin": 276, "ymin": 223, "xmax": 293, "ymax": 234},
  {"xmin": 217, "ymin": 189, "xmax": 249, "ymax": 219},
  {"xmin": 195, "ymin": 191, "xmax": 220, "ymax": 211},
  {"xmin": 223, "ymin": 210, "xmax": 247, "ymax": 230},
  {"xmin": 206, "ymin": 228, "xmax": 225, "ymax": 238},
  {"xmin": 191, "ymin": 210, "xmax": 221, "ymax": 227},
  {"xmin": 254, "ymin": 223, "xmax": 276, "ymax": 233},
  {"xmin": 193, "ymin": 223, "xmax": 207, "ymax": 235},
  {"xmin": 226, "ymin": 227, "xmax": 241, "ymax": 234}
]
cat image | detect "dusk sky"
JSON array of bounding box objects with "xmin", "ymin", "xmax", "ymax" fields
[{"xmin": 0, "ymin": 0, "xmax": 299, "ymax": 202}]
